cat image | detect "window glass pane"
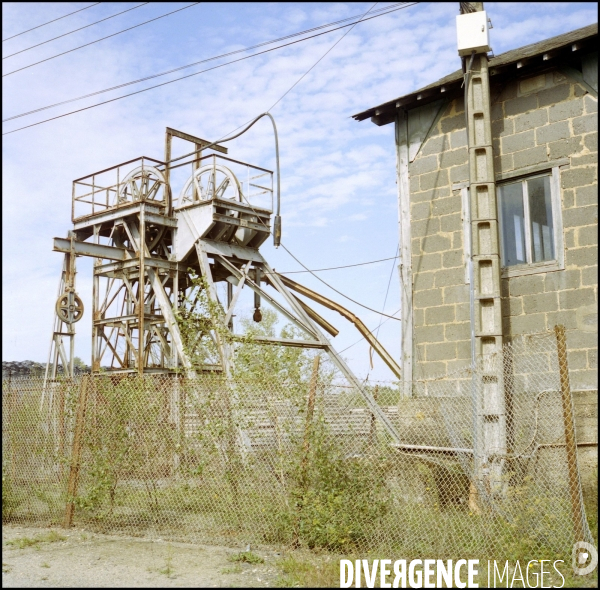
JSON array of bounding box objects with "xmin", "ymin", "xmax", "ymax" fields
[
  {"xmin": 528, "ymin": 175, "xmax": 554, "ymax": 262},
  {"xmin": 499, "ymin": 182, "xmax": 526, "ymax": 266}
]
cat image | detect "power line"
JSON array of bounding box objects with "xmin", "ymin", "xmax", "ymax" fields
[
  {"xmin": 277, "ymin": 255, "xmax": 399, "ymax": 274},
  {"xmin": 208, "ymin": 2, "xmax": 403, "ymax": 322},
  {"xmin": 267, "ymin": 1, "xmax": 388, "ymax": 112},
  {"xmin": 3, "ymin": 2, "xmax": 413, "ymax": 123},
  {"xmin": 376, "ymin": 247, "xmax": 399, "ymax": 335},
  {"xmin": 157, "ymin": 3, "xmax": 389, "ymax": 180},
  {"xmin": 171, "ymin": 3, "xmax": 404, "ymax": 324},
  {"xmin": 3, "ymin": 3, "xmax": 417, "ymax": 135},
  {"xmin": 2, "ymin": 3, "xmax": 101, "ymax": 42},
  {"xmin": 368, "ymin": 245, "xmax": 399, "ymax": 369},
  {"xmin": 3, "ymin": 3, "xmax": 149, "ymax": 59},
  {"xmin": 3, "ymin": 2, "xmax": 201, "ymax": 77},
  {"xmin": 280, "ymin": 243, "xmax": 401, "ymax": 321}
]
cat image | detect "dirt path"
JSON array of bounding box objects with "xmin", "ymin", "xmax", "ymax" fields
[{"xmin": 2, "ymin": 525, "xmax": 282, "ymax": 588}]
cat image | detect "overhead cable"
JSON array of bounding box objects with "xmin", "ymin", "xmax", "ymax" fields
[
  {"xmin": 3, "ymin": 3, "xmax": 150, "ymax": 59},
  {"xmin": 280, "ymin": 244, "xmax": 401, "ymax": 321},
  {"xmin": 3, "ymin": 3, "xmax": 417, "ymax": 134},
  {"xmin": 3, "ymin": 2, "xmax": 201, "ymax": 77},
  {"xmin": 369, "ymin": 245, "xmax": 400, "ymax": 368},
  {"xmin": 156, "ymin": 3, "xmax": 385, "ymax": 172},
  {"xmin": 162, "ymin": 2, "xmax": 404, "ymax": 322},
  {"xmin": 4, "ymin": 2, "xmax": 413, "ymax": 122},
  {"xmin": 2, "ymin": 3, "xmax": 101, "ymax": 42},
  {"xmin": 277, "ymin": 255, "xmax": 399, "ymax": 274},
  {"xmin": 267, "ymin": 1, "xmax": 393, "ymax": 112}
]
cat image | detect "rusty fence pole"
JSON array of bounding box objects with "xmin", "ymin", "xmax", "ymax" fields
[
  {"xmin": 6, "ymin": 372, "xmax": 17, "ymax": 485},
  {"xmin": 370, "ymin": 385, "xmax": 379, "ymax": 448},
  {"xmin": 63, "ymin": 375, "xmax": 89, "ymax": 528},
  {"xmin": 300, "ymin": 355, "xmax": 320, "ymax": 483},
  {"xmin": 57, "ymin": 382, "xmax": 67, "ymax": 481},
  {"xmin": 293, "ymin": 355, "xmax": 321, "ymax": 548},
  {"xmin": 554, "ymin": 324, "xmax": 586, "ymax": 542}
]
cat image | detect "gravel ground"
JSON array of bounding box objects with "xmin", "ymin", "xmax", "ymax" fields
[{"xmin": 2, "ymin": 525, "xmax": 281, "ymax": 588}]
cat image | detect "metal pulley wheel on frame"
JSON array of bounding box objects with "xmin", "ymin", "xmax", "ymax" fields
[
  {"xmin": 115, "ymin": 165, "xmax": 172, "ymax": 251},
  {"xmin": 177, "ymin": 164, "xmax": 243, "ymax": 208},
  {"xmin": 56, "ymin": 291, "xmax": 84, "ymax": 324},
  {"xmin": 177, "ymin": 163, "xmax": 259, "ymax": 244}
]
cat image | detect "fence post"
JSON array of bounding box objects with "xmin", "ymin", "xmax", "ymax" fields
[
  {"xmin": 63, "ymin": 375, "xmax": 89, "ymax": 528},
  {"xmin": 293, "ymin": 355, "xmax": 321, "ymax": 548},
  {"xmin": 301, "ymin": 355, "xmax": 320, "ymax": 480},
  {"xmin": 171, "ymin": 377, "xmax": 182, "ymax": 473},
  {"xmin": 370, "ymin": 385, "xmax": 379, "ymax": 448},
  {"xmin": 6, "ymin": 371, "xmax": 16, "ymax": 484},
  {"xmin": 57, "ymin": 382, "xmax": 67, "ymax": 480},
  {"xmin": 554, "ymin": 324, "xmax": 585, "ymax": 543}
]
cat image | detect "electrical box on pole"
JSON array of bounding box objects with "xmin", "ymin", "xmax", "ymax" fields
[{"xmin": 456, "ymin": 11, "xmax": 491, "ymax": 56}]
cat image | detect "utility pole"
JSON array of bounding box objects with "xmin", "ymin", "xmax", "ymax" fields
[{"xmin": 457, "ymin": 2, "xmax": 506, "ymax": 497}]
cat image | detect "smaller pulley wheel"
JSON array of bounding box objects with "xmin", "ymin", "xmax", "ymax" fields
[{"xmin": 56, "ymin": 292, "xmax": 84, "ymax": 324}]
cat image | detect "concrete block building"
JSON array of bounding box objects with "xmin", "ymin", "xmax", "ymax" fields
[{"xmin": 353, "ymin": 24, "xmax": 597, "ymax": 394}]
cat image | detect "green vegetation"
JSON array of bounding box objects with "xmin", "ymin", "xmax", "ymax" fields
[
  {"xmin": 221, "ymin": 564, "xmax": 243, "ymax": 574},
  {"xmin": 275, "ymin": 551, "xmax": 341, "ymax": 587},
  {"xmin": 1, "ymin": 275, "xmax": 596, "ymax": 586},
  {"xmin": 228, "ymin": 551, "xmax": 264, "ymax": 565},
  {"xmin": 6, "ymin": 530, "xmax": 66, "ymax": 549},
  {"xmin": 158, "ymin": 545, "xmax": 175, "ymax": 577}
]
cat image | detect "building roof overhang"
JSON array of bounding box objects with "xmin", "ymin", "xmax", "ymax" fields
[{"xmin": 353, "ymin": 22, "xmax": 598, "ymax": 126}]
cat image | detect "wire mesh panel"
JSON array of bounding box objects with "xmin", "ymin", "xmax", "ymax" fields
[{"xmin": 2, "ymin": 330, "xmax": 596, "ymax": 563}]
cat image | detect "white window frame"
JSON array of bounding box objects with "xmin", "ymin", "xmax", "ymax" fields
[{"xmin": 497, "ymin": 167, "xmax": 564, "ymax": 278}]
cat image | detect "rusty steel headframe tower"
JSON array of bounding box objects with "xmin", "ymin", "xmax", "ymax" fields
[{"xmin": 45, "ymin": 123, "xmax": 405, "ymax": 444}]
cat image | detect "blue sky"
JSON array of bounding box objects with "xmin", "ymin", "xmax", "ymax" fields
[{"xmin": 2, "ymin": 2, "xmax": 597, "ymax": 379}]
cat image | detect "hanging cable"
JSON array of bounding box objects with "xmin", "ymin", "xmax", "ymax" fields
[
  {"xmin": 267, "ymin": 0, "xmax": 379, "ymax": 112},
  {"xmin": 4, "ymin": 0, "xmax": 411, "ymax": 122},
  {"xmin": 3, "ymin": 3, "xmax": 149, "ymax": 59},
  {"xmin": 369, "ymin": 244, "xmax": 399, "ymax": 369},
  {"xmin": 276, "ymin": 255, "xmax": 399, "ymax": 274},
  {"xmin": 3, "ymin": 3, "xmax": 418, "ymax": 134},
  {"xmin": 2, "ymin": 3, "xmax": 101, "ymax": 42},
  {"xmin": 280, "ymin": 244, "xmax": 401, "ymax": 320},
  {"xmin": 181, "ymin": 112, "xmax": 282, "ymax": 246},
  {"xmin": 3, "ymin": 2, "xmax": 201, "ymax": 77}
]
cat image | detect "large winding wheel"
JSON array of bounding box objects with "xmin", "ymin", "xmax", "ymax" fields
[
  {"xmin": 116, "ymin": 165, "xmax": 171, "ymax": 252},
  {"xmin": 176, "ymin": 164, "xmax": 243, "ymax": 208}
]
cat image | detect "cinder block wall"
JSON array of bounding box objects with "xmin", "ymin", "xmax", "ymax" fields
[
  {"xmin": 409, "ymin": 98, "xmax": 471, "ymax": 378},
  {"xmin": 492, "ymin": 71, "xmax": 598, "ymax": 391},
  {"xmin": 408, "ymin": 69, "xmax": 598, "ymax": 392}
]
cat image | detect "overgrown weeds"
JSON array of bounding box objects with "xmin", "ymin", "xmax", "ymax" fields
[
  {"xmin": 6, "ymin": 530, "xmax": 66, "ymax": 549},
  {"xmin": 228, "ymin": 551, "xmax": 264, "ymax": 564}
]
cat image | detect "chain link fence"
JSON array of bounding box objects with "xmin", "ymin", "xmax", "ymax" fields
[{"xmin": 2, "ymin": 329, "xmax": 597, "ymax": 563}]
